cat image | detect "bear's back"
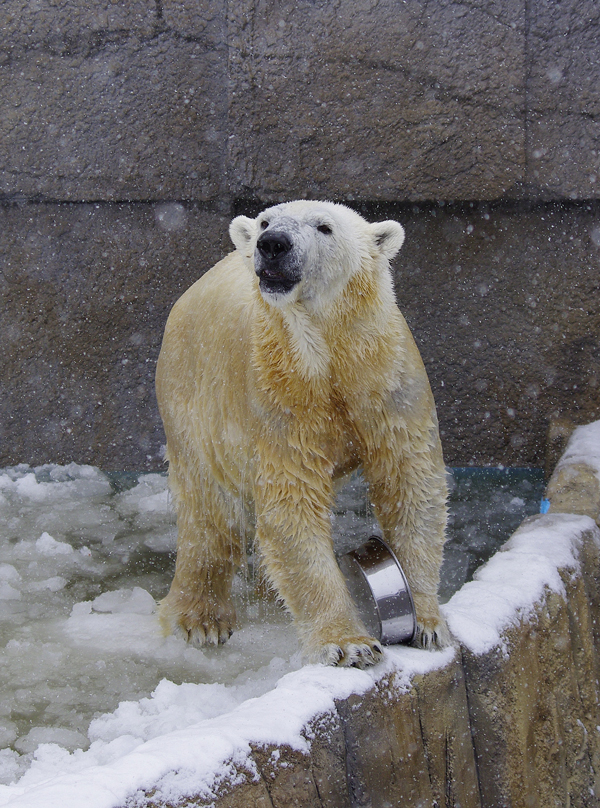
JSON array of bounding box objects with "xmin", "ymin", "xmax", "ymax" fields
[{"xmin": 156, "ymin": 252, "xmax": 259, "ymax": 461}]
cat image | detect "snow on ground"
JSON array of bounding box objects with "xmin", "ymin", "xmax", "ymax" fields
[
  {"xmin": 0, "ymin": 464, "xmax": 303, "ymax": 795},
  {"xmin": 0, "ymin": 461, "xmax": 546, "ymax": 806},
  {"xmin": 1, "ymin": 646, "xmax": 455, "ymax": 808}
]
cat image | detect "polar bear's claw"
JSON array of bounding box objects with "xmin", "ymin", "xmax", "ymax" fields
[
  {"xmin": 319, "ymin": 637, "xmax": 383, "ymax": 669},
  {"xmin": 413, "ymin": 618, "xmax": 452, "ymax": 650},
  {"xmin": 159, "ymin": 595, "xmax": 236, "ymax": 648},
  {"xmin": 178, "ymin": 620, "xmax": 234, "ymax": 648},
  {"xmin": 410, "ymin": 593, "xmax": 452, "ymax": 650}
]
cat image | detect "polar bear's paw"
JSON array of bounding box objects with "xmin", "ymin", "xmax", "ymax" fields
[
  {"xmin": 159, "ymin": 595, "xmax": 236, "ymax": 647},
  {"xmin": 413, "ymin": 621, "xmax": 452, "ymax": 650},
  {"xmin": 410, "ymin": 593, "xmax": 452, "ymax": 650},
  {"xmin": 318, "ymin": 636, "xmax": 384, "ymax": 669},
  {"xmin": 412, "ymin": 612, "xmax": 452, "ymax": 650},
  {"xmin": 177, "ymin": 617, "xmax": 234, "ymax": 648}
]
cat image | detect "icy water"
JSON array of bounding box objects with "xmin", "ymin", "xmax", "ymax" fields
[{"xmin": 0, "ymin": 463, "xmax": 544, "ymax": 786}]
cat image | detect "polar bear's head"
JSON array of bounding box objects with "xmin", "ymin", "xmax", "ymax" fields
[{"xmin": 229, "ymin": 201, "xmax": 404, "ymax": 311}]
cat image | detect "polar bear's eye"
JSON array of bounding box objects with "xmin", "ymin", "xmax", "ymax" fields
[
  {"xmin": 260, "ymin": 220, "xmax": 269, "ymax": 230},
  {"xmin": 317, "ymin": 224, "xmax": 332, "ymax": 234}
]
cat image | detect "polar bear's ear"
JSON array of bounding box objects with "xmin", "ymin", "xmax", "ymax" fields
[
  {"xmin": 229, "ymin": 216, "xmax": 256, "ymax": 251},
  {"xmin": 371, "ymin": 221, "xmax": 405, "ymax": 259}
]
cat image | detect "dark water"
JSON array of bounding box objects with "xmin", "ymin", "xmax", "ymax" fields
[
  {"xmin": 331, "ymin": 467, "xmax": 546, "ymax": 603},
  {"xmin": 440, "ymin": 467, "xmax": 546, "ymax": 602}
]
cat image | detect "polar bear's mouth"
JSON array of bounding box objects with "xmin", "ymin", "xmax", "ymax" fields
[
  {"xmin": 258, "ymin": 268, "xmax": 299, "ymax": 295},
  {"xmin": 255, "ymin": 231, "xmax": 300, "ymax": 295}
]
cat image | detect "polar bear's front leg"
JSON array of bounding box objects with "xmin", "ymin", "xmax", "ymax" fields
[
  {"xmin": 362, "ymin": 424, "xmax": 451, "ymax": 650},
  {"xmin": 159, "ymin": 536, "xmax": 238, "ymax": 647},
  {"xmin": 158, "ymin": 468, "xmax": 241, "ymax": 647},
  {"xmin": 255, "ymin": 452, "xmax": 383, "ymax": 668},
  {"xmin": 259, "ymin": 517, "xmax": 383, "ymax": 667}
]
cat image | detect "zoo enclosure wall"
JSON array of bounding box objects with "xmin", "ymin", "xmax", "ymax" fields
[{"xmin": 1, "ymin": 0, "xmax": 599, "ymax": 470}]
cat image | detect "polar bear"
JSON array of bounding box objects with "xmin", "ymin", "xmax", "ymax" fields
[{"xmin": 156, "ymin": 200, "xmax": 449, "ymax": 667}]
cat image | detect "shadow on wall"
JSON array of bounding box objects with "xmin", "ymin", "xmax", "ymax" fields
[{"xmin": 3, "ymin": 200, "xmax": 599, "ymax": 470}]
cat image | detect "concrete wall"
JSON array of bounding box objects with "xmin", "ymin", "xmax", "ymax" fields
[{"xmin": 1, "ymin": 1, "xmax": 599, "ymax": 468}]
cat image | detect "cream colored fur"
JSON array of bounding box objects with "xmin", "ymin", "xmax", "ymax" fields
[{"xmin": 156, "ymin": 200, "xmax": 449, "ymax": 667}]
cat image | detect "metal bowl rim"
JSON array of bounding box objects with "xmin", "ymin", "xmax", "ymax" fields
[{"xmin": 347, "ymin": 536, "xmax": 417, "ymax": 644}]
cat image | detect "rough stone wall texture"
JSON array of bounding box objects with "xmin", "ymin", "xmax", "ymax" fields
[
  {"xmin": 527, "ymin": 0, "xmax": 600, "ymax": 200},
  {"xmin": 0, "ymin": 203, "xmax": 230, "ymax": 468},
  {"xmin": 140, "ymin": 658, "xmax": 482, "ymax": 808},
  {"xmin": 0, "ymin": 0, "xmax": 599, "ymax": 468},
  {"xmin": 388, "ymin": 201, "xmax": 600, "ymax": 466},
  {"xmin": 227, "ymin": 0, "xmax": 527, "ymax": 203},
  {"xmin": 0, "ymin": 2, "xmax": 228, "ymax": 202},
  {"xmin": 462, "ymin": 551, "xmax": 600, "ymax": 808},
  {"xmin": 544, "ymin": 421, "xmax": 600, "ymax": 525},
  {"xmin": 547, "ymin": 462, "xmax": 600, "ymax": 523}
]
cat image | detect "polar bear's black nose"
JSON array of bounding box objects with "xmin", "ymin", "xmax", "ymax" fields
[{"xmin": 257, "ymin": 232, "xmax": 292, "ymax": 261}]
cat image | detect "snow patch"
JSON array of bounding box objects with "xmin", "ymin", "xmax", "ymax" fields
[
  {"xmin": 444, "ymin": 513, "xmax": 599, "ymax": 654},
  {"xmin": 555, "ymin": 421, "xmax": 600, "ymax": 483},
  {"xmin": 0, "ymin": 646, "xmax": 454, "ymax": 808}
]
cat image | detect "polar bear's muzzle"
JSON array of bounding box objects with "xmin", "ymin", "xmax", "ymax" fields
[{"xmin": 255, "ymin": 231, "xmax": 301, "ymax": 295}]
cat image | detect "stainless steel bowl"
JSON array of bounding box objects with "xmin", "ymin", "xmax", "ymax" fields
[{"xmin": 338, "ymin": 536, "xmax": 416, "ymax": 645}]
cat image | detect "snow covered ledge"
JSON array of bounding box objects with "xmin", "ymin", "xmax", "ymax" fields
[
  {"xmin": 6, "ymin": 425, "xmax": 600, "ymax": 808},
  {"xmin": 447, "ymin": 513, "xmax": 600, "ymax": 807},
  {"xmin": 445, "ymin": 419, "xmax": 600, "ymax": 807}
]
